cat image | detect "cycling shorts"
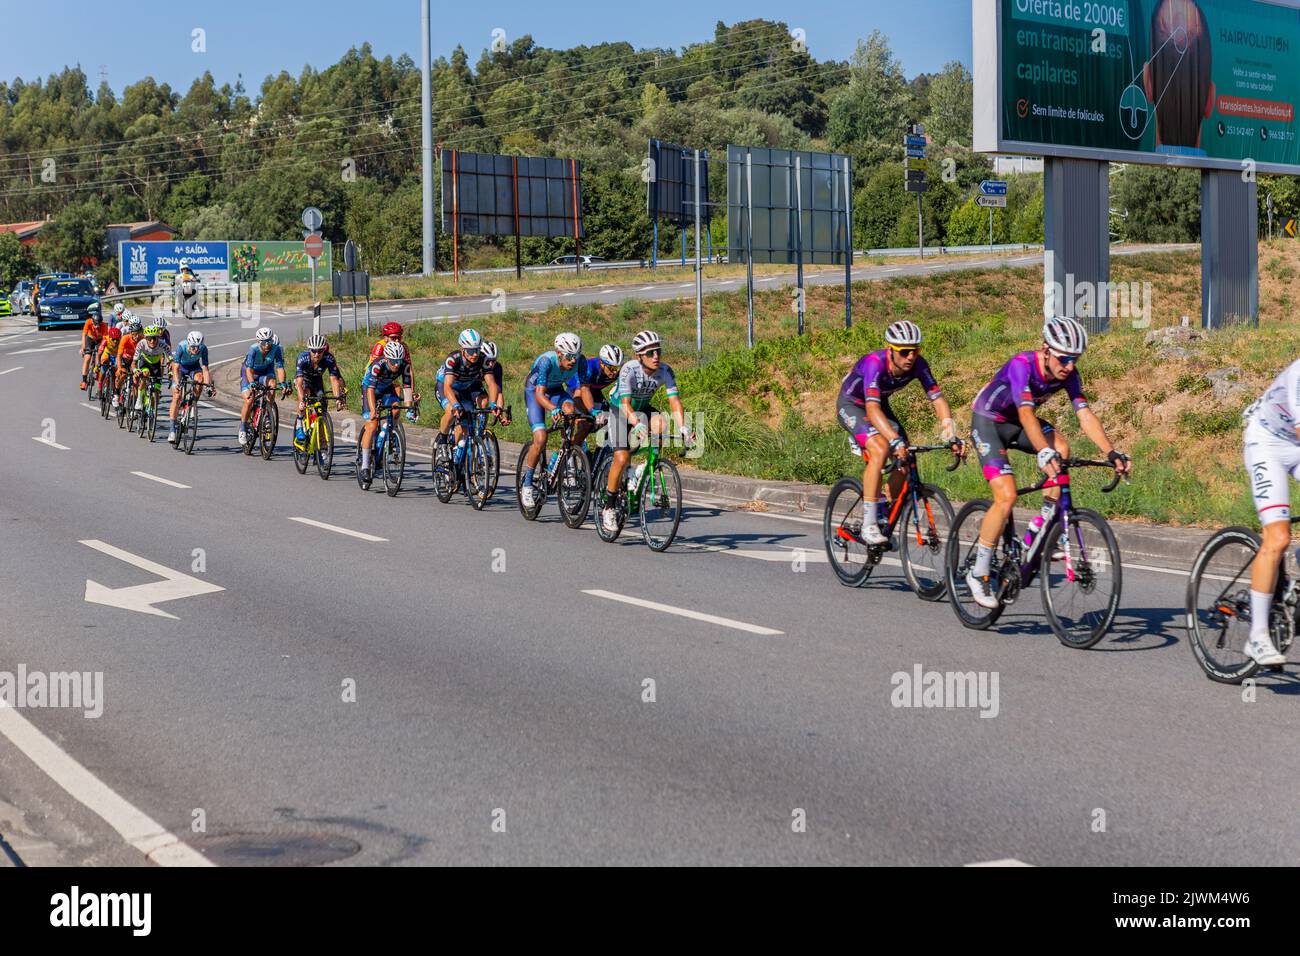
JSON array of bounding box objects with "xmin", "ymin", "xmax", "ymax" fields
[
  {"xmin": 608, "ymin": 405, "xmax": 661, "ymax": 451},
  {"xmin": 972, "ymin": 414, "xmax": 1056, "ymax": 481},
  {"xmin": 439, "ymin": 382, "xmax": 482, "ymax": 411},
  {"xmin": 241, "ymin": 371, "xmax": 277, "ymax": 393},
  {"xmin": 363, "ymin": 383, "xmax": 402, "ymax": 421},
  {"xmin": 1244, "ymin": 418, "xmax": 1300, "ymax": 525},
  {"xmin": 526, "ymin": 386, "xmax": 574, "ymax": 432},
  {"xmin": 835, "ymin": 396, "xmax": 907, "ymax": 459}
]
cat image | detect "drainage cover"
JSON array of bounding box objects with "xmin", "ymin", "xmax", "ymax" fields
[{"xmin": 191, "ymin": 832, "xmax": 361, "ymax": 866}]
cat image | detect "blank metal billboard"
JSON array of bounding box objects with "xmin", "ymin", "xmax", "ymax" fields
[
  {"xmin": 441, "ymin": 150, "xmax": 584, "ymax": 239},
  {"xmin": 727, "ymin": 146, "xmax": 852, "ymax": 265},
  {"xmin": 647, "ymin": 140, "xmax": 711, "ymax": 225}
]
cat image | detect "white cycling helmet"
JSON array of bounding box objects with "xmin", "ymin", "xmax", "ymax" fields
[
  {"xmin": 554, "ymin": 332, "xmax": 581, "ymax": 357},
  {"xmin": 481, "ymin": 340, "xmax": 498, "ymax": 361},
  {"xmin": 127, "ymin": 317, "xmax": 142, "ymax": 333},
  {"xmin": 383, "ymin": 340, "xmax": 405, "ymax": 362},
  {"xmin": 255, "ymin": 327, "xmax": 273, "ymax": 343},
  {"xmin": 1043, "ymin": 315, "xmax": 1088, "ymax": 356},
  {"xmin": 884, "ymin": 320, "xmax": 923, "ymax": 347},
  {"xmin": 631, "ymin": 329, "xmax": 661, "ymax": 354},
  {"xmin": 307, "ymin": 333, "xmax": 327, "ymax": 351},
  {"xmin": 599, "ymin": 343, "xmax": 624, "ymax": 366},
  {"xmin": 458, "ymin": 328, "xmax": 482, "ymax": 351},
  {"xmin": 112, "ymin": 302, "xmax": 125, "ymax": 317},
  {"xmin": 178, "ymin": 258, "xmax": 189, "ymax": 268},
  {"xmin": 186, "ymin": 330, "xmax": 204, "ymax": 347}
]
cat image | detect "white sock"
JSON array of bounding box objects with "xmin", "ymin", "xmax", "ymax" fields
[
  {"xmin": 1249, "ymin": 590, "xmax": 1273, "ymax": 640},
  {"xmin": 864, "ymin": 498, "xmax": 879, "ymax": 526},
  {"xmin": 973, "ymin": 543, "xmax": 994, "ymax": 577}
]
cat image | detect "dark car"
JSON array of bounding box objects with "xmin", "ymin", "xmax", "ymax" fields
[{"xmin": 36, "ymin": 278, "xmax": 100, "ymax": 330}]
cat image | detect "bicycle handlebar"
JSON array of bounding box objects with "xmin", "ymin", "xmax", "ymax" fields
[{"xmin": 907, "ymin": 441, "xmax": 965, "ymax": 473}]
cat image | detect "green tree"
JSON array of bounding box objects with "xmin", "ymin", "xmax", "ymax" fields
[
  {"xmin": 0, "ymin": 233, "xmax": 38, "ymax": 288},
  {"xmin": 924, "ymin": 61, "xmax": 973, "ymax": 149},
  {"xmin": 39, "ymin": 196, "xmax": 108, "ymax": 270},
  {"xmin": 827, "ymin": 31, "xmax": 915, "ymax": 166},
  {"xmin": 182, "ymin": 202, "xmax": 250, "ymax": 240},
  {"xmin": 1111, "ymin": 165, "xmax": 1200, "ymax": 242}
]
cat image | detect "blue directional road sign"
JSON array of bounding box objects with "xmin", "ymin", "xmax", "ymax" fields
[
  {"xmin": 980, "ymin": 180, "xmax": 1009, "ymax": 197},
  {"xmin": 906, "ymin": 135, "xmax": 927, "ymax": 149}
]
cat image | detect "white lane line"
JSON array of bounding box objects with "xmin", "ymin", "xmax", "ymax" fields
[
  {"xmin": 31, "ymin": 436, "xmax": 69, "ymax": 450},
  {"xmin": 640, "ymin": 286, "xmax": 658, "ymax": 291},
  {"xmin": 207, "ymin": 338, "xmax": 251, "ymax": 348},
  {"xmin": 80, "ymin": 402, "xmax": 100, "ymax": 411},
  {"xmin": 716, "ymin": 547, "xmax": 829, "ymax": 564},
  {"xmin": 288, "ymin": 516, "xmax": 388, "ymax": 542},
  {"xmin": 561, "ymin": 292, "xmax": 576, "ymax": 297},
  {"xmin": 964, "ymin": 859, "xmax": 1034, "ymax": 867},
  {"xmin": 437, "ymin": 301, "xmax": 450, "ymax": 305},
  {"xmin": 582, "ymin": 588, "xmax": 783, "ymax": 635},
  {"xmin": 209, "ymin": 356, "xmax": 242, "ymax": 367},
  {"xmin": 0, "ymin": 366, "xmax": 23, "ymax": 375},
  {"xmin": 131, "ymin": 471, "xmax": 191, "ymax": 489},
  {"xmin": 0, "ymin": 700, "xmax": 211, "ymax": 866},
  {"xmin": 479, "ymin": 298, "xmax": 493, "ymax": 303},
  {"xmin": 521, "ymin": 295, "xmax": 536, "ymax": 300}
]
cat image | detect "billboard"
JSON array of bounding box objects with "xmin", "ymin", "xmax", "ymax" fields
[
  {"xmin": 440, "ymin": 150, "xmax": 584, "ymax": 238},
  {"xmin": 726, "ymin": 146, "xmax": 853, "ymax": 265},
  {"xmin": 228, "ymin": 240, "xmax": 332, "ymax": 283},
  {"xmin": 973, "ymin": 0, "xmax": 1300, "ymax": 174},
  {"xmin": 647, "ymin": 140, "xmax": 712, "ymax": 224},
  {"xmin": 118, "ymin": 240, "xmax": 229, "ymax": 287}
]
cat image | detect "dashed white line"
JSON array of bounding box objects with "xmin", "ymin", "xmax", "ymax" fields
[
  {"xmin": 31, "ymin": 436, "xmax": 69, "ymax": 450},
  {"xmin": 0, "ymin": 700, "xmax": 211, "ymax": 866},
  {"xmin": 964, "ymin": 859, "xmax": 1034, "ymax": 867},
  {"xmin": 0, "ymin": 366, "xmax": 23, "ymax": 375},
  {"xmin": 522, "ymin": 295, "xmax": 536, "ymax": 300},
  {"xmin": 561, "ymin": 292, "xmax": 576, "ymax": 297},
  {"xmin": 131, "ymin": 471, "xmax": 191, "ymax": 489},
  {"xmin": 582, "ymin": 588, "xmax": 783, "ymax": 635},
  {"xmin": 288, "ymin": 516, "xmax": 388, "ymax": 542}
]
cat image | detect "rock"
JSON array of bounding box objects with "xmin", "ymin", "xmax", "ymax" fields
[
  {"xmin": 1144, "ymin": 324, "xmax": 1204, "ymax": 348},
  {"xmin": 1205, "ymin": 367, "xmax": 1249, "ymax": 401},
  {"xmin": 1158, "ymin": 346, "xmax": 1196, "ymax": 360}
]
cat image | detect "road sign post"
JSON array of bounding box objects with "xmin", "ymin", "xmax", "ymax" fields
[
  {"xmin": 905, "ymin": 124, "xmax": 927, "ymax": 258},
  {"xmin": 979, "ymin": 178, "xmax": 1008, "ymax": 254}
]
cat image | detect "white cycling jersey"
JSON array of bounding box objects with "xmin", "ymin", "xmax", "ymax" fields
[
  {"xmin": 611, "ymin": 359, "xmax": 678, "ymax": 412},
  {"xmin": 1244, "ymin": 359, "xmax": 1300, "ymax": 447}
]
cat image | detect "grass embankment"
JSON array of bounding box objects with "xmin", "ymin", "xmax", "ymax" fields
[{"xmin": 300, "ymin": 240, "xmax": 1300, "ymax": 528}]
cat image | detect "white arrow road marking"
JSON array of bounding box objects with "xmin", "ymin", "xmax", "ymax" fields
[
  {"xmin": 131, "ymin": 471, "xmax": 191, "ymax": 489},
  {"xmin": 288, "ymin": 517, "xmax": 387, "ymax": 541},
  {"xmin": 582, "ymin": 589, "xmax": 783, "ymax": 635},
  {"xmin": 0, "ymin": 701, "xmax": 211, "ymax": 866},
  {"xmin": 31, "ymin": 436, "xmax": 69, "ymax": 450},
  {"xmin": 80, "ymin": 539, "xmax": 224, "ymax": 619},
  {"xmin": 0, "ymin": 366, "xmax": 23, "ymax": 375}
]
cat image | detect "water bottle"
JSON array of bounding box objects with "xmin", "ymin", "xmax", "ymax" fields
[
  {"xmin": 377, "ymin": 422, "xmax": 387, "ymax": 456},
  {"xmin": 1023, "ymin": 515, "xmax": 1045, "ymax": 549},
  {"xmin": 631, "ymin": 461, "xmax": 646, "ymax": 488},
  {"xmin": 454, "ymin": 437, "xmax": 466, "ymax": 467},
  {"xmin": 295, "ymin": 417, "xmax": 306, "ymax": 442},
  {"xmin": 548, "ymin": 450, "xmax": 558, "ymax": 472}
]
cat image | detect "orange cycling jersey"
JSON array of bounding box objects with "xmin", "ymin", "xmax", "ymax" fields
[
  {"xmin": 83, "ymin": 318, "xmax": 109, "ymax": 342},
  {"xmin": 117, "ymin": 332, "xmax": 141, "ymax": 363}
]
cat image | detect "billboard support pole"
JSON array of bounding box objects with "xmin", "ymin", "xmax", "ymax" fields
[
  {"xmin": 512, "ymin": 156, "xmax": 522, "ymax": 280},
  {"xmin": 420, "ymin": 0, "xmax": 435, "ymax": 276},
  {"xmin": 1043, "ymin": 157, "xmax": 1110, "ymax": 334},
  {"xmin": 694, "ymin": 149, "xmax": 703, "ymax": 354},
  {"xmin": 794, "ymin": 155, "xmax": 805, "ymax": 336},
  {"xmin": 652, "ymin": 219, "xmax": 658, "ymax": 269},
  {"xmin": 746, "ymin": 152, "xmax": 754, "ymax": 349},
  {"xmin": 843, "ymin": 156, "xmax": 852, "ymax": 330},
  {"xmin": 571, "ymin": 159, "xmax": 581, "ymax": 274},
  {"xmin": 451, "ymin": 149, "xmax": 459, "ymax": 284},
  {"xmin": 1202, "ymin": 170, "xmax": 1258, "ymax": 330}
]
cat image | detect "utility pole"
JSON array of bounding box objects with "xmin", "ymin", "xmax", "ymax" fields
[{"xmin": 420, "ymin": 0, "xmax": 436, "ymax": 275}]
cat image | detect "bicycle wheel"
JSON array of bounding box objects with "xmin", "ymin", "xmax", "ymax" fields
[
  {"xmin": 515, "ymin": 445, "xmax": 545, "ymax": 521},
  {"xmin": 823, "ymin": 477, "xmax": 872, "ymax": 587},
  {"xmin": 945, "ymin": 499, "xmax": 1007, "ymax": 630},
  {"xmin": 315, "ymin": 410, "xmax": 333, "ymax": 480},
  {"xmin": 1039, "ymin": 509, "xmax": 1123, "ymax": 649},
  {"xmin": 182, "ymin": 400, "xmax": 199, "ymax": 455},
  {"xmin": 242, "ymin": 404, "xmax": 257, "ymax": 456},
  {"xmin": 639, "ymin": 457, "xmax": 682, "ymax": 551},
  {"xmin": 146, "ymin": 393, "xmax": 159, "ymax": 442},
  {"xmin": 558, "ymin": 446, "xmax": 592, "ymax": 529},
  {"xmin": 293, "ymin": 416, "xmax": 310, "ymax": 474},
  {"xmin": 121, "ymin": 382, "xmax": 135, "ymax": 430},
  {"xmin": 899, "ymin": 484, "xmax": 955, "ymax": 601},
  {"xmin": 432, "ymin": 441, "xmax": 457, "ymax": 503},
  {"xmin": 593, "ymin": 454, "xmax": 626, "ymax": 542},
  {"xmin": 86, "ymin": 368, "xmax": 98, "ymax": 401},
  {"xmin": 384, "ymin": 423, "xmax": 405, "ymax": 496},
  {"xmin": 486, "ymin": 430, "xmax": 501, "ymax": 497},
  {"xmin": 100, "ymin": 378, "xmax": 111, "ymax": 418},
  {"xmin": 468, "ymin": 436, "xmax": 493, "ymax": 511},
  {"xmin": 259, "ymin": 401, "xmax": 279, "ymax": 460},
  {"xmin": 1186, "ymin": 527, "xmax": 1263, "ymax": 683}
]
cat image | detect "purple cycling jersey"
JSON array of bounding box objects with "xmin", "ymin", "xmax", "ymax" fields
[
  {"xmin": 838, "ymin": 349, "xmax": 942, "ymax": 407},
  {"xmin": 972, "ymin": 351, "xmax": 1088, "ymax": 422}
]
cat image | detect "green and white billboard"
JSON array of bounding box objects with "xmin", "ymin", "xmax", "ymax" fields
[
  {"xmin": 974, "ymin": 0, "xmax": 1300, "ymax": 174},
  {"xmin": 228, "ymin": 240, "xmax": 332, "ymax": 284}
]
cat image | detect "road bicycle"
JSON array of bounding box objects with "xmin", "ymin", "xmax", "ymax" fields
[
  {"xmin": 593, "ymin": 431, "xmax": 685, "ymax": 552},
  {"xmin": 433, "ymin": 403, "xmax": 510, "ymax": 510},
  {"xmin": 133, "ymin": 369, "xmax": 165, "ymax": 442},
  {"xmin": 945, "ymin": 458, "xmax": 1124, "ymax": 649},
  {"xmin": 356, "ymin": 400, "xmax": 419, "ymax": 496},
  {"xmin": 515, "ymin": 410, "xmax": 593, "ymax": 528},
  {"xmin": 293, "ymin": 391, "xmax": 342, "ymax": 480},
  {"xmin": 173, "ymin": 378, "xmax": 214, "ymax": 455},
  {"xmin": 823, "ymin": 442, "xmax": 961, "ymax": 599},
  {"xmin": 1185, "ymin": 518, "xmax": 1298, "ymax": 683},
  {"xmin": 99, "ymin": 361, "xmax": 118, "ymax": 419},
  {"xmin": 118, "ymin": 373, "xmax": 138, "ymax": 430},
  {"xmin": 241, "ymin": 381, "xmax": 287, "ymax": 460}
]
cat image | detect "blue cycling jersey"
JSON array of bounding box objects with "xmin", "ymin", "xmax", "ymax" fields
[
  {"xmin": 172, "ymin": 342, "xmax": 209, "ymax": 371},
  {"xmin": 244, "ymin": 343, "xmax": 284, "ymax": 376},
  {"xmin": 525, "ymin": 350, "xmax": 585, "ymax": 391},
  {"xmin": 567, "ymin": 356, "xmax": 617, "ymax": 395},
  {"xmin": 295, "ymin": 350, "xmax": 340, "ymax": 391},
  {"xmin": 362, "ymin": 358, "xmax": 412, "ymax": 391}
]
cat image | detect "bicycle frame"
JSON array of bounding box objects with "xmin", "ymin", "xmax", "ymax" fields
[{"xmin": 835, "ymin": 444, "xmax": 958, "ymax": 550}]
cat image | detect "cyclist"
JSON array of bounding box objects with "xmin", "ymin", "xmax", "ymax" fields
[
  {"xmin": 80, "ymin": 304, "xmax": 111, "ymax": 389},
  {"xmin": 239, "ymin": 327, "xmax": 286, "ymax": 448},
  {"xmin": 169, "ymin": 330, "xmax": 211, "ymax": 444},
  {"xmin": 293, "ymin": 333, "xmax": 346, "ymax": 451},
  {"xmin": 130, "ymin": 325, "xmax": 169, "ymax": 417},
  {"xmin": 1237, "ymin": 360, "xmax": 1300, "ymax": 666},
  {"xmin": 964, "ymin": 315, "xmax": 1131, "ymax": 608},
  {"xmin": 570, "ymin": 343, "xmax": 623, "ymax": 420},
  {"xmin": 520, "ymin": 332, "xmax": 586, "ymax": 509},
  {"xmin": 370, "ymin": 322, "xmax": 412, "ymax": 373},
  {"xmin": 435, "ymin": 328, "xmax": 504, "ymax": 453},
  {"xmin": 359, "ymin": 339, "xmax": 416, "ymax": 482},
  {"xmin": 156, "ymin": 316, "xmax": 172, "ymax": 352},
  {"xmin": 95, "ymin": 326, "xmax": 124, "ymax": 401},
  {"xmin": 482, "ymin": 340, "xmax": 503, "ymax": 394},
  {"xmin": 113, "ymin": 315, "xmax": 144, "ymax": 409},
  {"xmin": 836, "ymin": 320, "xmax": 964, "ymax": 546},
  {"xmin": 599, "ymin": 330, "xmax": 694, "ymax": 534}
]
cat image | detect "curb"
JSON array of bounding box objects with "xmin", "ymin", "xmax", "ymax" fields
[{"xmin": 209, "ymin": 363, "xmax": 1209, "ymax": 575}]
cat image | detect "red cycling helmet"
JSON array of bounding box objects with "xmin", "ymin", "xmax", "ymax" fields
[
  {"xmin": 382, "ymin": 322, "xmax": 402, "ymax": 337},
  {"xmin": 108, "ymin": 327, "xmax": 123, "ymax": 339}
]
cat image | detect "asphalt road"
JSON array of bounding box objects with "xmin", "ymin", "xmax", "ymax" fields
[{"xmin": 2, "ymin": 250, "xmax": 1295, "ymax": 867}]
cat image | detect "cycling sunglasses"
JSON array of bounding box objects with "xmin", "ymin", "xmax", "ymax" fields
[
  {"xmin": 1049, "ymin": 350, "xmax": 1080, "ymax": 366},
  {"xmin": 640, "ymin": 348, "xmax": 662, "ymax": 358},
  {"xmin": 891, "ymin": 346, "xmax": 920, "ymax": 358}
]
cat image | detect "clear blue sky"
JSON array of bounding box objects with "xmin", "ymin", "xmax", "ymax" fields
[{"xmin": 1, "ymin": 0, "xmax": 972, "ymax": 96}]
